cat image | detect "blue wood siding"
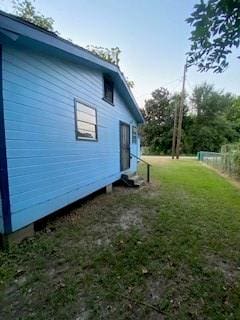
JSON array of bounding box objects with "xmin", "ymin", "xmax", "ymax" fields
[
  {"xmin": 0, "ymin": 195, "xmax": 3, "ymax": 233},
  {"xmin": 2, "ymin": 43, "xmax": 139, "ymax": 232}
]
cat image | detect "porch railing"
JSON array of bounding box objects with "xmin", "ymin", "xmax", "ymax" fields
[{"xmin": 130, "ymin": 153, "xmax": 151, "ymax": 183}]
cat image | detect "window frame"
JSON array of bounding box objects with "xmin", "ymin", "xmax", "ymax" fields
[
  {"xmin": 132, "ymin": 125, "xmax": 137, "ymax": 144},
  {"xmin": 74, "ymin": 99, "xmax": 98, "ymax": 142},
  {"xmin": 103, "ymin": 75, "xmax": 114, "ymax": 105}
]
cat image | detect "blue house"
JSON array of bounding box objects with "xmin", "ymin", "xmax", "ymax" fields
[{"xmin": 0, "ymin": 11, "xmax": 144, "ymax": 240}]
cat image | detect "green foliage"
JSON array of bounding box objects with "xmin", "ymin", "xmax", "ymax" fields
[
  {"xmin": 86, "ymin": 45, "xmax": 121, "ymax": 65},
  {"xmin": 12, "ymin": 0, "xmax": 55, "ymax": 32},
  {"xmin": 141, "ymin": 83, "xmax": 240, "ymax": 155},
  {"xmin": 140, "ymin": 88, "xmax": 185, "ymax": 154},
  {"xmin": 187, "ymin": 0, "xmax": 240, "ymax": 72},
  {"xmin": 221, "ymin": 143, "xmax": 240, "ymax": 176},
  {"xmin": 226, "ymin": 97, "xmax": 240, "ymax": 134},
  {"xmin": 86, "ymin": 45, "xmax": 134, "ymax": 88},
  {"xmin": 185, "ymin": 83, "xmax": 237, "ymax": 153},
  {"xmin": 9, "ymin": 1, "xmax": 134, "ymax": 88},
  {"xmin": 190, "ymin": 83, "xmax": 231, "ymax": 117},
  {"xmin": 200, "ymin": 143, "xmax": 240, "ymax": 178},
  {"xmin": 125, "ymin": 78, "xmax": 135, "ymax": 89}
]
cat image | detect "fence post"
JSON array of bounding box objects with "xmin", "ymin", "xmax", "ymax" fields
[{"xmin": 147, "ymin": 164, "xmax": 150, "ymax": 183}]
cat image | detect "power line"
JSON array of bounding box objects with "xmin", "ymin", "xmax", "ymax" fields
[{"xmin": 135, "ymin": 78, "xmax": 182, "ymax": 99}]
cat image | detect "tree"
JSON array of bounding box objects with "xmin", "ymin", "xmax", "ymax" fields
[
  {"xmin": 226, "ymin": 96, "xmax": 240, "ymax": 134},
  {"xmin": 86, "ymin": 45, "xmax": 134, "ymax": 88},
  {"xmin": 9, "ymin": 1, "xmax": 134, "ymax": 88},
  {"xmin": 187, "ymin": 0, "xmax": 240, "ymax": 72},
  {"xmin": 124, "ymin": 78, "xmax": 135, "ymax": 89},
  {"xmin": 140, "ymin": 88, "xmax": 182, "ymax": 154},
  {"xmin": 141, "ymin": 83, "xmax": 240, "ymax": 155},
  {"xmin": 86, "ymin": 45, "xmax": 121, "ymax": 65},
  {"xmin": 185, "ymin": 83, "xmax": 237, "ymax": 153},
  {"xmin": 191, "ymin": 82, "xmax": 233, "ymax": 118},
  {"xmin": 12, "ymin": 0, "xmax": 55, "ymax": 32}
]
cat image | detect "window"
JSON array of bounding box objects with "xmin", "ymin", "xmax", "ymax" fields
[
  {"xmin": 132, "ymin": 126, "xmax": 137, "ymax": 143},
  {"xmin": 103, "ymin": 76, "xmax": 114, "ymax": 104},
  {"xmin": 75, "ymin": 100, "xmax": 97, "ymax": 141}
]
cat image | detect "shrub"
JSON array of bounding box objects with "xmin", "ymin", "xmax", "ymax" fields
[{"xmin": 221, "ymin": 143, "xmax": 240, "ymax": 177}]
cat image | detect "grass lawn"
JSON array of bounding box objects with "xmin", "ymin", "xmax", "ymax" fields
[{"xmin": 1, "ymin": 157, "xmax": 240, "ymax": 319}]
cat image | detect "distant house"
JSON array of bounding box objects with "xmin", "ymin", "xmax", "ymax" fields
[{"xmin": 0, "ymin": 11, "xmax": 144, "ymax": 239}]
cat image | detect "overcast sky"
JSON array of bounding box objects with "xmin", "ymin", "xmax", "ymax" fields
[{"xmin": 1, "ymin": 0, "xmax": 239, "ymax": 107}]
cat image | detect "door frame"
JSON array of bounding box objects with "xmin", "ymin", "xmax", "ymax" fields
[{"xmin": 119, "ymin": 121, "xmax": 131, "ymax": 172}]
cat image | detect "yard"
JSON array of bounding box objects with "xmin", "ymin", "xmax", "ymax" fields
[{"xmin": 1, "ymin": 157, "xmax": 240, "ymax": 319}]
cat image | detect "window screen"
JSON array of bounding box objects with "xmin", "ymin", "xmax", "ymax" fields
[
  {"xmin": 75, "ymin": 101, "xmax": 97, "ymax": 141},
  {"xmin": 132, "ymin": 126, "xmax": 137, "ymax": 143}
]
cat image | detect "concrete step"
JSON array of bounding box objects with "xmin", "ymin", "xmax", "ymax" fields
[
  {"xmin": 122, "ymin": 172, "xmax": 135, "ymax": 179},
  {"xmin": 121, "ymin": 174, "xmax": 145, "ymax": 187},
  {"xmin": 133, "ymin": 179, "xmax": 145, "ymax": 187},
  {"xmin": 128, "ymin": 175, "xmax": 144, "ymax": 183}
]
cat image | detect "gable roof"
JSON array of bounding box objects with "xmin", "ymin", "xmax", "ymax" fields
[{"xmin": 0, "ymin": 10, "xmax": 144, "ymax": 123}]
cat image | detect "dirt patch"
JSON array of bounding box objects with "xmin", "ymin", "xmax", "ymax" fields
[
  {"xmin": 146, "ymin": 279, "xmax": 167, "ymax": 304},
  {"xmin": 75, "ymin": 308, "xmax": 90, "ymax": 320},
  {"xmin": 113, "ymin": 185, "xmax": 143, "ymax": 194},
  {"xmin": 206, "ymin": 254, "xmax": 240, "ymax": 282},
  {"xmin": 60, "ymin": 185, "xmax": 150, "ymax": 236},
  {"xmin": 144, "ymin": 278, "xmax": 173, "ymax": 320},
  {"xmin": 138, "ymin": 182, "xmax": 160, "ymax": 199},
  {"xmin": 119, "ymin": 208, "xmax": 143, "ymax": 230},
  {"xmin": 95, "ymin": 237, "xmax": 111, "ymax": 246},
  {"xmin": 144, "ymin": 312, "xmax": 165, "ymax": 320},
  {"xmin": 1, "ymin": 183, "xmax": 158, "ymax": 319}
]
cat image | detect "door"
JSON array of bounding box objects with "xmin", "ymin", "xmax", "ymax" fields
[{"xmin": 120, "ymin": 122, "xmax": 130, "ymax": 171}]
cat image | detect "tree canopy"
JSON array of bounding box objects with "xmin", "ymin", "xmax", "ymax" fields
[
  {"xmin": 7, "ymin": 1, "xmax": 134, "ymax": 88},
  {"xmin": 86, "ymin": 45, "xmax": 135, "ymax": 88},
  {"xmin": 86, "ymin": 45, "xmax": 121, "ymax": 65},
  {"xmin": 141, "ymin": 83, "xmax": 239, "ymax": 155},
  {"xmin": 140, "ymin": 89, "xmax": 187, "ymax": 154},
  {"xmin": 12, "ymin": 0, "xmax": 55, "ymax": 31},
  {"xmin": 187, "ymin": 0, "xmax": 240, "ymax": 72}
]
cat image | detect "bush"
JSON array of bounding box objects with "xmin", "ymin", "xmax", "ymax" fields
[
  {"xmin": 141, "ymin": 146, "xmax": 162, "ymax": 156},
  {"xmin": 221, "ymin": 143, "xmax": 240, "ymax": 177}
]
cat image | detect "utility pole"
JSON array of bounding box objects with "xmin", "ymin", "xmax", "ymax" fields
[
  {"xmin": 176, "ymin": 63, "xmax": 187, "ymax": 160},
  {"xmin": 171, "ymin": 102, "xmax": 178, "ymax": 159}
]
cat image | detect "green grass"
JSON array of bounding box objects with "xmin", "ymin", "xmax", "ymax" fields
[{"xmin": 1, "ymin": 158, "xmax": 240, "ymax": 319}]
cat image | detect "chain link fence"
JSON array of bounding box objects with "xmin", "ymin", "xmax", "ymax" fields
[{"xmin": 198, "ymin": 143, "xmax": 240, "ymax": 178}]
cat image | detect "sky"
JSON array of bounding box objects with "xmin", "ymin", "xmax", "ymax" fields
[{"xmin": 1, "ymin": 0, "xmax": 239, "ymax": 108}]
